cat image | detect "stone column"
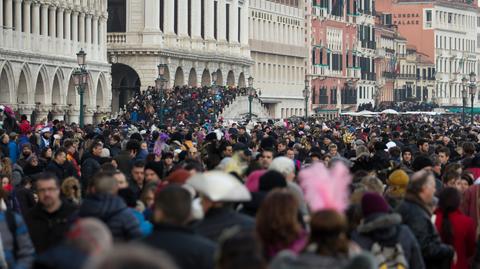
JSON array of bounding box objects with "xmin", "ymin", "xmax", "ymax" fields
[
  {"xmin": 56, "ymin": 8, "xmax": 64, "ymax": 39},
  {"xmin": 68, "ymin": 109, "xmax": 80, "ymax": 124},
  {"xmin": 178, "ymin": 0, "xmax": 188, "ymax": 37},
  {"xmin": 99, "ymin": 17, "xmax": 106, "ymax": 45},
  {"xmin": 85, "ymin": 14, "xmax": 92, "ymax": 43},
  {"xmin": 79, "ymin": 13, "xmax": 85, "ymax": 43},
  {"xmin": 40, "ymin": 4, "xmax": 48, "ymax": 35},
  {"xmin": 191, "ymin": 0, "xmax": 201, "ymax": 39},
  {"xmin": 205, "ymin": 0, "xmax": 214, "ymax": 40},
  {"xmin": 4, "ymin": 0, "xmax": 12, "ymax": 29},
  {"xmin": 217, "ymin": 0, "xmax": 226, "ymax": 42},
  {"xmin": 84, "ymin": 110, "xmax": 94, "ymax": 125},
  {"xmin": 49, "ymin": 5, "xmax": 56, "ymax": 37},
  {"xmin": 0, "ymin": 0, "xmax": 3, "ymax": 29},
  {"xmin": 144, "ymin": 0, "xmax": 160, "ymax": 31},
  {"xmin": 94, "ymin": 111, "xmax": 104, "ymax": 124},
  {"xmin": 14, "ymin": 0, "xmax": 21, "ymax": 31},
  {"xmin": 51, "ymin": 106, "xmax": 66, "ymax": 120},
  {"xmin": 35, "ymin": 105, "xmax": 51, "ymax": 124},
  {"xmin": 32, "ymin": 2, "xmax": 40, "ymax": 35},
  {"xmin": 240, "ymin": 0, "xmax": 249, "ymax": 46},
  {"xmin": 23, "ymin": 0, "xmax": 31, "ymax": 33},
  {"xmin": 72, "ymin": 11, "xmax": 78, "ymax": 42},
  {"xmin": 92, "ymin": 16, "xmax": 98, "ymax": 45},
  {"xmin": 163, "ymin": 0, "xmax": 175, "ymax": 35},
  {"xmin": 99, "ymin": 16, "xmax": 106, "ymax": 57},
  {"xmin": 64, "ymin": 9, "xmax": 71, "ymax": 40},
  {"xmin": 143, "ymin": 0, "xmax": 161, "ymax": 43},
  {"xmin": 18, "ymin": 104, "xmax": 36, "ymax": 121},
  {"xmin": 230, "ymin": 0, "xmax": 238, "ymax": 43}
]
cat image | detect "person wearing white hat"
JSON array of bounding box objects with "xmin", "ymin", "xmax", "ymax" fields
[
  {"xmin": 40, "ymin": 128, "xmax": 52, "ymax": 150},
  {"xmin": 187, "ymin": 171, "xmax": 254, "ymax": 242}
]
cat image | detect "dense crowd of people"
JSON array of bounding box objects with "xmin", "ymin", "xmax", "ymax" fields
[
  {"xmin": 1, "ymin": 87, "xmax": 480, "ymax": 269},
  {"xmin": 121, "ymin": 86, "xmax": 257, "ymax": 126},
  {"xmin": 358, "ymin": 101, "xmax": 439, "ymax": 112}
]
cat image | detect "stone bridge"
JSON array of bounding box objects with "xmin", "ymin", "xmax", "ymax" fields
[{"xmin": 220, "ymin": 96, "xmax": 271, "ymax": 120}]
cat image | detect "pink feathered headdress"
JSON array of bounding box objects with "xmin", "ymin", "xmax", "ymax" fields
[{"xmin": 298, "ymin": 162, "xmax": 352, "ymax": 213}]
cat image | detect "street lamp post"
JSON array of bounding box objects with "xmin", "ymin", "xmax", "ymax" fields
[
  {"xmin": 211, "ymin": 71, "xmax": 218, "ymax": 123},
  {"xmin": 73, "ymin": 49, "xmax": 88, "ymax": 128},
  {"xmin": 248, "ymin": 76, "xmax": 254, "ymax": 121},
  {"xmin": 462, "ymin": 76, "xmax": 468, "ymax": 125},
  {"xmin": 469, "ymin": 72, "xmax": 477, "ymax": 125},
  {"xmin": 156, "ymin": 64, "xmax": 168, "ymax": 126},
  {"xmin": 303, "ymin": 77, "xmax": 310, "ymax": 121}
]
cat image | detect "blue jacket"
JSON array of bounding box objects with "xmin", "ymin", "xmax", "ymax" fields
[
  {"xmin": 130, "ymin": 209, "xmax": 153, "ymax": 237},
  {"xmin": 0, "ymin": 210, "xmax": 35, "ymax": 269},
  {"xmin": 78, "ymin": 193, "xmax": 142, "ymax": 241},
  {"xmin": 8, "ymin": 142, "xmax": 18, "ymax": 164}
]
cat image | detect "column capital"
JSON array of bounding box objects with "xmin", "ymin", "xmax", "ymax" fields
[
  {"xmin": 36, "ymin": 104, "xmax": 52, "ymax": 113},
  {"xmin": 51, "ymin": 105, "xmax": 67, "ymax": 114},
  {"xmin": 56, "ymin": 7, "xmax": 64, "ymax": 13},
  {"xmin": 48, "ymin": 5, "xmax": 57, "ymax": 11},
  {"xmin": 64, "ymin": 8, "xmax": 72, "ymax": 14},
  {"xmin": 18, "ymin": 103, "xmax": 36, "ymax": 111},
  {"xmin": 23, "ymin": 0, "xmax": 32, "ymax": 4},
  {"xmin": 85, "ymin": 13, "xmax": 92, "ymax": 19}
]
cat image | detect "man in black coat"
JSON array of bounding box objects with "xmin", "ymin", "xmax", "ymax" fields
[
  {"xmin": 81, "ymin": 141, "xmax": 103, "ymax": 188},
  {"xmin": 193, "ymin": 189, "xmax": 255, "ymax": 243},
  {"xmin": 396, "ymin": 170, "xmax": 454, "ymax": 269},
  {"xmin": 143, "ymin": 185, "xmax": 216, "ymax": 269},
  {"xmin": 24, "ymin": 172, "xmax": 77, "ymax": 253},
  {"xmin": 45, "ymin": 148, "xmax": 78, "ymax": 182},
  {"xmin": 78, "ymin": 172, "xmax": 141, "ymax": 241}
]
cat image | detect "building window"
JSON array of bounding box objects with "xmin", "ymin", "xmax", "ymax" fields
[
  {"xmin": 160, "ymin": 0, "xmax": 164, "ymax": 32},
  {"xmin": 214, "ymin": 1, "xmax": 217, "ymax": 39},
  {"xmin": 201, "ymin": 0, "xmax": 205, "ymax": 38},
  {"xmin": 174, "ymin": 0, "xmax": 178, "ymax": 34},
  {"xmin": 107, "ymin": 0, "xmax": 127, "ymax": 32},
  {"xmin": 226, "ymin": 3, "xmax": 230, "ymax": 41},
  {"xmin": 238, "ymin": 7, "xmax": 241, "ymax": 42},
  {"xmin": 424, "ymin": 9, "xmax": 432, "ymax": 28},
  {"xmin": 188, "ymin": 0, "xmax": 191, "ymax": 36}
]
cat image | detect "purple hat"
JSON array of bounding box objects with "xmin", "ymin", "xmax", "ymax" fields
[{"xmin": 361, "ymin": 192, "xmax": 390, "ymax": 217}]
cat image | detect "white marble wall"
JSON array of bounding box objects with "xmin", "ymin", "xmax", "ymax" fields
[{"xmin": 0, "ymin": 0, "xmax": 112, "ymax": 124}]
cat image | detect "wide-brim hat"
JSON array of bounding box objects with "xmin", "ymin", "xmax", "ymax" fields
[{"xmin": 187, "ymin": 171, "xmax": 251, "ymax": 202}]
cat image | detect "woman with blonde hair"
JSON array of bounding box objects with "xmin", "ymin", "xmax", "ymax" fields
[{"xmin": 61, "ymin": 177, "xmax": 82, "ymax": 206}]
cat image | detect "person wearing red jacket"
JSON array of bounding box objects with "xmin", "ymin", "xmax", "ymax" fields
[{"xmin": 435, "ymin": 187, "xmax": 476, "ymax": 269}]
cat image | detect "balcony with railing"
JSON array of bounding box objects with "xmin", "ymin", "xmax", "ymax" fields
[
  {"xmin": 347, "ymin": 67, "xmax": 361, "ymax": 79},
  {"xmin": 107, "ymin": 33, "xmax": 127, "ymax": 43},
  {"xmin": 361, "ymin": 72, "xmax": 376, "ymax": 81},
  {"xmin": 397, "ymin": 73, "xmax": 417, "ymax": 79},
  {"xmin": 382, "ymin": 71, "xmax": 396, "ymax": 79}
]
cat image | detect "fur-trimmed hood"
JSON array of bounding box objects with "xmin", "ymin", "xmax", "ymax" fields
[{"xmin": 358, "ymin": 213, "xmax": 402, "ymax": 234}]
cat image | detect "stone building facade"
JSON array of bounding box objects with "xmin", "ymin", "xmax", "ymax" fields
[
  {"xmin": 248, "ymin": 0, "xmax": 308, "ymax": 119},
  {"xmin": 309, "ymin": 0, "xmax": 361, "ymax": 114},
  {"xmin": 0, "ymin": 0, "xmax": 111, "ymax": 124},
  {"xmin": 107, "ymin": 0, "xmax": 253, "ymax": 113},
  {"xmin": 376, "ymin": 0, "xmax": 480, "ymax": 107}
]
